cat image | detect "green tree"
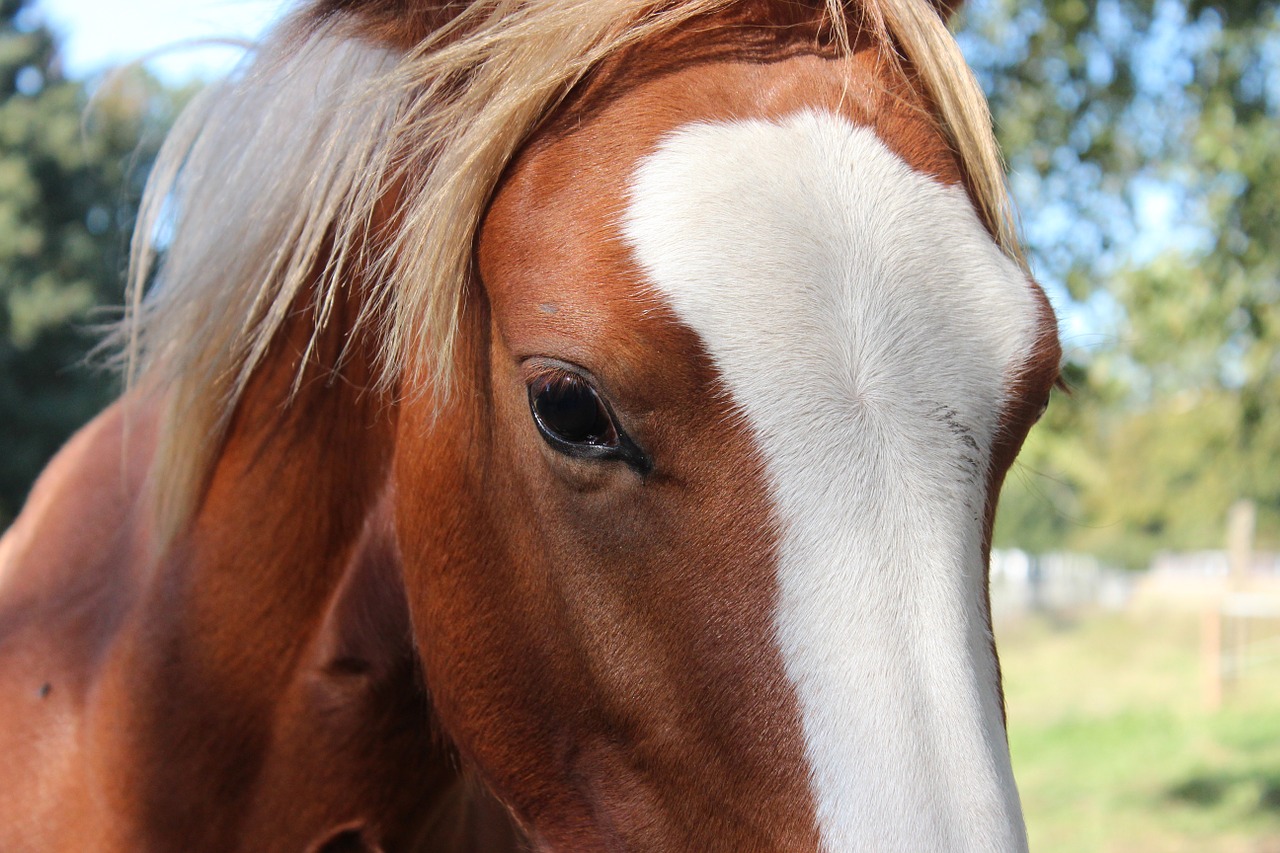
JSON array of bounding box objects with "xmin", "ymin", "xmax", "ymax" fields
[
  {"xmin": 969, "ymin": 0, "xmax": 1280, "ymax": 565},
  {"xmin": 0, "ymin": 0, "xmax": 176, "ymax": 525}
]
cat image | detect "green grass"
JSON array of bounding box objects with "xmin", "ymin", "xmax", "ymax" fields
[{"xmin": 998, "ymin": 612, "xmax": 1280, "ymax": 852}]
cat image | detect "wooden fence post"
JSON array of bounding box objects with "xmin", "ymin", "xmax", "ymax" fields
[{"xmin": 1202, "ymin": 603, "xmax": 1222, "ymax": 711}]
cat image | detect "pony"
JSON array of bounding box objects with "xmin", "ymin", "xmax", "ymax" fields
[{"xmin": 0, "ymin": 0, "xmax": 1061, "ymax": 849}]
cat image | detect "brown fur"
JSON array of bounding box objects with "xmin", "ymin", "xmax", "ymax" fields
[
  {"xmin": 0, "ymin": 2, "xmax": 1055, "ymax": 850},
  {"xmin": 0, "ymin": 286, "xmax": 520, "ymax": 850}
]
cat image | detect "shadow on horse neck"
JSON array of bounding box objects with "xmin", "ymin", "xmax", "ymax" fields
[{"xmin": 0, "ymin": 1, "xmax": 1063, "ymax": 850}]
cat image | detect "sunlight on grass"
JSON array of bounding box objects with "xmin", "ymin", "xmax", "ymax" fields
[{"xmin": 998, "ymin": 613, "xmax": 1280, "ymax": 853}]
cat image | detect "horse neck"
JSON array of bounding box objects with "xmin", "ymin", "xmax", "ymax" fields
[
  {"xmin": 158, "ymin": 294, "xmax": 397, "ymax": 690},
  {"xmin": 93, "ymin": 296, "xmax": 408, "ymax": 847},
  {"xmin": 95, "ymin": 276, "xmax": 528, "ymax": 849}
]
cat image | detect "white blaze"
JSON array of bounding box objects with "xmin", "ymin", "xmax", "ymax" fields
[{"xmin": 624, "ymin": 112, "xmax": 1037, "ymax": 852}]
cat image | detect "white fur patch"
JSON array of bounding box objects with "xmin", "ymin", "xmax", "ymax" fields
[{"xmin": 624, "ymin": 112, "xmax": 1038, "ymax": 852}]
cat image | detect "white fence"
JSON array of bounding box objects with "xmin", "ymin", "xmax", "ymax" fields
[
  {"xmin": 1131, "ymin": 551, "xmax": 1280, "ymax": 612},
  {"xmin": 991, "ymin": 547, "xmax": 1280, "ymax": 707},
  {"xmin": 989, "ymin": 549, "xmax": 1133, "ymax": 620},
  {"xmin": 990, "ymin": 548, "xmax": 1280, "ymax": 621}
]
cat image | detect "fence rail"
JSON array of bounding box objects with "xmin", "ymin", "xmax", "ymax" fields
[
  {"xmin": 1202, "ymin": 591, "xmax": 1280, "ymax": 709},
  {"xmin": 989, "ymin": 549, "xmax": 1132, "ymax": 620},
  {"xmin": 992, "ymin": 545, "xmax": 1280, "ymax": 708}
]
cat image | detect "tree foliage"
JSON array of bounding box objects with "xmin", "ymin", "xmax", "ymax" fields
[
  {"xmin": 969, "ymin": 0, "xmax": 1280, "ymax": 565},
  {"xmin": 0, "ymin": 0, "xmax": 177, "ymax": 524}
]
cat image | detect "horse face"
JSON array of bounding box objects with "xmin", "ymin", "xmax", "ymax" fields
[{"xmin": 394, "ymin": 52, "xmax": 1059, "ymax": 852}]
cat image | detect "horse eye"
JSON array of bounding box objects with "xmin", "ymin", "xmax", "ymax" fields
[
  {"xmin": 1033, "ymin": 396, "xmax": 1050, "ymax": 423},
  {"xmin": 529, "ymin": 372, "xmax": 619, "ymax": 449}
]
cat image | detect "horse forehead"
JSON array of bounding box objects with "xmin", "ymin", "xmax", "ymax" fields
[
  {"xmin": 478, "ymin": 49, "xmax": 963, "ymax": 340},
  {"xmin": 623, "ymin": 110, "xmax": 1039, "ymax": 410}
]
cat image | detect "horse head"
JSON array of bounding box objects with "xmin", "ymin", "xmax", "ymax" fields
[{"xmin": 9, "ymin": 1, "xmax": 1062, "ymax": 850}]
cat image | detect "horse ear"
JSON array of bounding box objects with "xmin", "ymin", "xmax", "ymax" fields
[{"xmin": 929, "ymin": 0, "xmax": 964, "ymax": 20}]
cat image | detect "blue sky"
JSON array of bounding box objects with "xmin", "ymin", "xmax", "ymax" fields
[{"xmin": 38, "ymin": 0, "xmax": 288, "ymax": 81}]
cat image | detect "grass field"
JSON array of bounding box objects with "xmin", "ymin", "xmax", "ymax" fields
[{"xmin": 998, "ymin": 611, "xmax": 1280, "ymax": 853}]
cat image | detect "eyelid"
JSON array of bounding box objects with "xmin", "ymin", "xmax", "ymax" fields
[
  {"xmin": 526, "ymin": 363, "xmax": 582, "ymax": 391},
  {"xmin": 522, "ymin": 357, "xmax": 609, "ymax": 395}
]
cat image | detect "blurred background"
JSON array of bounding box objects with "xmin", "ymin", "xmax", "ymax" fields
[{"xmin": 0, "ymin": 0, "xmax": 1277, "ymax": 849}]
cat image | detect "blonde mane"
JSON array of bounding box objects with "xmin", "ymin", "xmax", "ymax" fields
[{"xmin": 123, "ymin": 0, "xmax": 1023, "ymax": 535}]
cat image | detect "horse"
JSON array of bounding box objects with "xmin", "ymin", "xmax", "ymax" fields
[{"xmin": 0, "ymin": 0, "xmax": 1062, "ymax": 850}]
